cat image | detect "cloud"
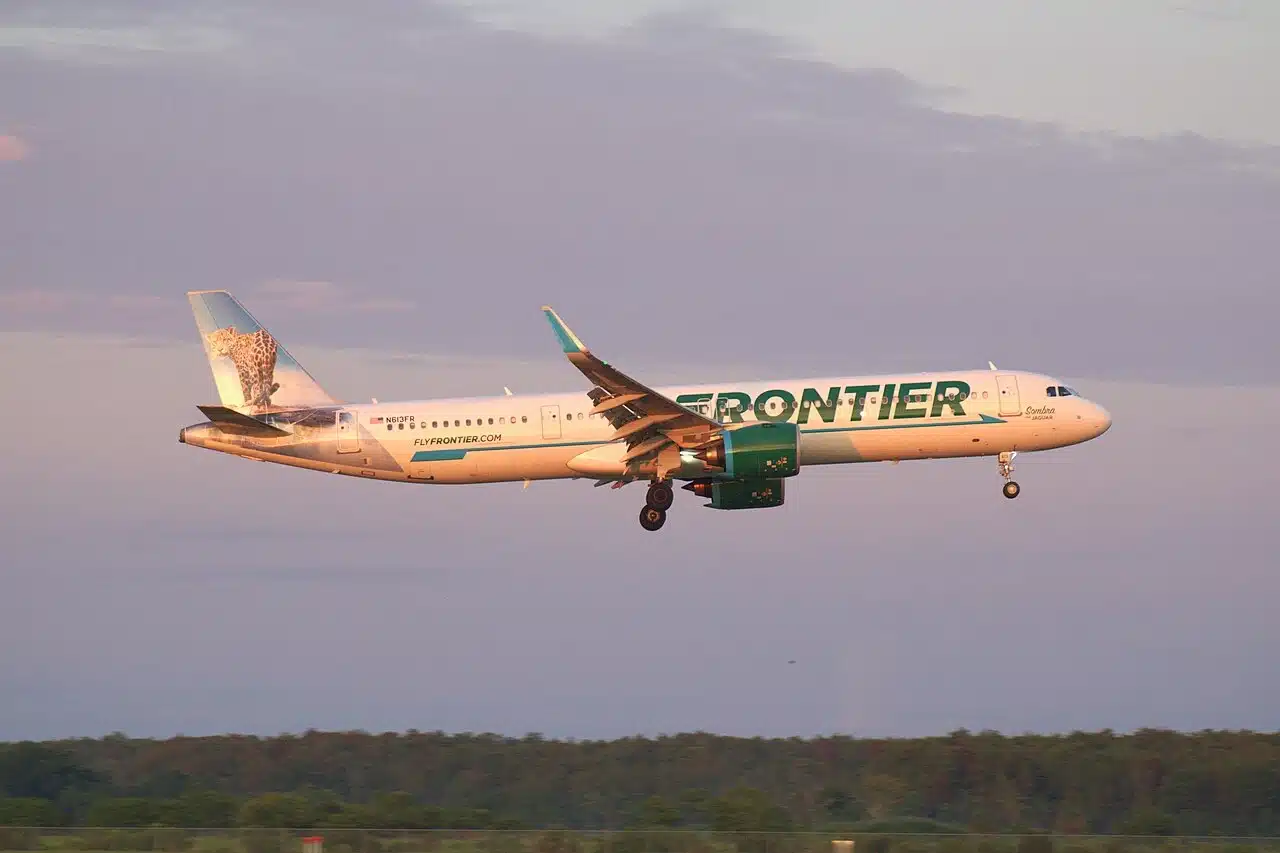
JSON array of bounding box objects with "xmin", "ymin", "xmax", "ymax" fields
[
  {"xmin": 0, "ymin": 1, "xmax": 1275, "ymax": 388},
  {"xmin": 0, "ymin": 133, "xmax": 29, "ymax": 161},
  {"xmin": 0, "ymin": 289, "xmax": 169, "ymax": 314},
  {"xmin": 0, "ymin": 289, "xmax": 68, "ymax": 311}
]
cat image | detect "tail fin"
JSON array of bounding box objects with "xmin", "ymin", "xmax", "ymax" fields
[{"xmin": 188, "ymin": 290, "xmax": 338, "ymax": 413}]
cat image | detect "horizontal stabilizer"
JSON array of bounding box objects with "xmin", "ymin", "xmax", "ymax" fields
[
  {"xmin": 189, "ymin": 290, "xmax": 338, "ymax": 413},
  {"xmin": 197, "ymin": 405, "xmax": 291, "ymax": 437}
]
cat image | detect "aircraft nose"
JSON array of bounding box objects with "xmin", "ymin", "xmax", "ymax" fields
[{"xmin": 1093, "ymin": 404, "xmax": 1112, "ymax": 436}]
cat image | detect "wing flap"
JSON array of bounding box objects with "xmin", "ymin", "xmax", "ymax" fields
[
  {"xmin": 619, "ymin": 434, "xmax": 673, "ymax": 464},
  {"xmin": 610, "ymin": 412, "xmax": 682, "ymax": 442}
]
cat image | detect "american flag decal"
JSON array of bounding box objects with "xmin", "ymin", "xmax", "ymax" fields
[{"xmin": 369, "ymin": 417, "xmax": 383, "ymax": 425}]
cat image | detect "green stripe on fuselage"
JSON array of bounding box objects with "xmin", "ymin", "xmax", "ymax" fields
[{"xmin": 804, "ymin": 413, "xmax": 1005, "ymax": 434}]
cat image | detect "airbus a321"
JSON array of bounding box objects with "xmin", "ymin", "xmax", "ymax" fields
[{"xmin": 179, "ymin": 291, "xmax": 1112, "ymax": 531}]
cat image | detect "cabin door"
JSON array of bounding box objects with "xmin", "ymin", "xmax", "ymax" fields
[
  {"xmin": 336, "ymin": 410, "xmax": 361, "ymax": 452},
  {"xmin": 540, "ymin": 404, "xmax": 562, "ymax": 439},
  {"xmin": 995, "ymin": 374, "xmax": 1021, "ymax": 416}
]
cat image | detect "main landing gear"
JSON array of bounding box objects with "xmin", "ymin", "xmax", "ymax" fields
[
  {"xmin": 639, "ymin": 480, "xmax": 674, "ymax": 531},
  {"xmin": 999, "ymin": 451, "xmax": 1021, "ymax": 499}
]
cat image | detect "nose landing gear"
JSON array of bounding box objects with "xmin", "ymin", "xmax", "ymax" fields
[
  {"xmin": 998, "ymin": 451, "xmax": 1020, "ymax": 499},
  {"xmin": 639, "ymin": 480, "xmax": 675, "ymax": 531}
]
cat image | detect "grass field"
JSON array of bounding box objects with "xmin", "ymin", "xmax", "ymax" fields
[{"xmin": 4, "ymin": 830, "xmax": 1280, "ymax": 853}]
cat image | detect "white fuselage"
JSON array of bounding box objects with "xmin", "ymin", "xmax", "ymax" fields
[{"xmin": 180, "ymin": 369, "xmax": 1112, "ymax": 485}]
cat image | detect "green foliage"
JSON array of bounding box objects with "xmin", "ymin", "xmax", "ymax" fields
[
  {"xmin": 1117, "ymin": 809, "xmax": 1176, "ymax": 837},
  {"xmin": 0, "ymin": 744, "xmax": 101, "ymax": 806},
  {"xmin": 165, "ymin": 791, "xmax": 240, "ymax": 828},
  {"xmin": 848, "ymin": 819, "xmax": 967, "ymax": 835},
  {"xmin": 709, "ymin": 788, "xmax": 792, "ymax": 833},
  {"xmin": 3, "ymin": 730, "xmax": 1280, "ymax": 834},
  {"xmin": 87, "ymin": 798, "xmax": 165, "ymax": 828},
  {"xmin": 0, "ymin": 798, "xmax": 64, "ymax": 827},
  {"xmin": 632, "ymin": 797, "xmax": 682, "ymax": 829}
]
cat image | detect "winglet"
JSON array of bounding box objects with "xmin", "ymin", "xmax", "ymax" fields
[{"xmin": 542, "ymin": 306, "xmax": 589, "ymax": 355}]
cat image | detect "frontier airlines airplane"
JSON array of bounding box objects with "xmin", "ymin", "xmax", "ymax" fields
[{"xmin": 179, "ymin": 290, "xmax": 1112, "ymax": 531}]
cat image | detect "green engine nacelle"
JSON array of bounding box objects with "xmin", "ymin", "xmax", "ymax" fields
[
  {"xmin": 698, "ymin": 421, "xmax": 800, "ymax": 479},
  {"xmin": 702, "ymin": 477, "xmax": 786, "ymax": 510}
]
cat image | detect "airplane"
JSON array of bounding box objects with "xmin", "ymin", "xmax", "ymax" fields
[{"xmin": 179, "ymin": 290, "xmax": 1112, "ymax": 531}]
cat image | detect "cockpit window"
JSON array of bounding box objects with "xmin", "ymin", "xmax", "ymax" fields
[
  {"xmin": 1046, "ymin": 386, "xmax": 1057, "ymax": 397},
  {"xmin": 1057, "ymin": 386, "xmax": 1076, "ymax": 397}
]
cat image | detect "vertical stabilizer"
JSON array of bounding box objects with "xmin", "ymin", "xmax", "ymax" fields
[{"xmin": 188, "ymin": 290, "xmax": 338, "ymax": 413}]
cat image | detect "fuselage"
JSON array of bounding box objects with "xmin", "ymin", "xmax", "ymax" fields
[{"xmin": 179, "ymin": 369, "xmax": 1112, "ymax": 485}]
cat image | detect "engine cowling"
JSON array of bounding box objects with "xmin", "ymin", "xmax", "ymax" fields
[
  {"xmin": 695, "ymin": 422, "xmax": 800, "ymax": 479},
  {"xmin": 684, "ymin": 477, "xmax": 786, "ymax": 509}
]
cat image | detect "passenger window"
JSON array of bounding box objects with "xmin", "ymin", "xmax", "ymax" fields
[
  {"xmin": 488, "ymin": 418, "xmax": 494, "ymax": 425},
  {"xmin": 454, "ymin": 419, "xmax": 460, "ymax": 427},
  {"xmin": 386, "ymin": 424, "xmax": 393, "ymax": 431},
  {"xmin": 499, "ymin": 417, "xmax": 505, "ymax": 425},
  {"xmin": 521, "ymin": 416, "xmax": 528, "ymax": 423},
  {"xmin": 432, "ymin": 421, "xmax": 438, "ymax": 428}
]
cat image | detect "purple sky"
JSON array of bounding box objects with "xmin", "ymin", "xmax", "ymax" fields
[{"xmin": 1, "ymin": 0, "xmax": 1277, "ymax": 741}]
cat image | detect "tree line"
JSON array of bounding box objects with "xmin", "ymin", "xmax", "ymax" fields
[{"xmin": 2, "ymin": 729, "xmax": 1279, "ymax": 834}]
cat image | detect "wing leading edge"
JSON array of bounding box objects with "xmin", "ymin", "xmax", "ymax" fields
[{"xmin": 541, "ymin": 307, "xmax": 723, "ymax": 480}]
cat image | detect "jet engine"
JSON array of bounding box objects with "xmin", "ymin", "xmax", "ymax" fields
[
  {"xmin": 694, "ymin": 421, "xmax": 800, "ymax": 479},
  {"xmin": 683, "ymin": 477, "xmax": 786, "ymax": 510}
]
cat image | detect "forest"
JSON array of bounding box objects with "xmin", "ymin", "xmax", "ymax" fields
[{"xmin": 2, "ymin": 729, "xmax": 1280, "ymax": 836}]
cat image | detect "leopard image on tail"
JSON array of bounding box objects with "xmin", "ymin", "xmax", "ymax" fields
[{"xmin": 205, "ymin": 326, "xmax": 281, "ymax": 410}]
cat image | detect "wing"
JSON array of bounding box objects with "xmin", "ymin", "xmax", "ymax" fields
[{"xmin": 542, "ymin": 306, "xmax": 723, "ymax": 478}]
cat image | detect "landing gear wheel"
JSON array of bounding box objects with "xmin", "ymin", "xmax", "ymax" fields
[
  {"xmin": 639, "ymin": 505, "xmax": 667, "ymax": 531},
  {"xmin": 997, "ymin": 451, "xmax": 1020, "ymax": 500},
  {"xmin": 646, "ymin": 480, "xmax": 674, "ymax": 511}
]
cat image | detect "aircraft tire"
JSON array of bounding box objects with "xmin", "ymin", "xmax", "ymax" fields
[
  {"xmin": 639, "ymin": 506, "xmax": 667, "ymax": 531},
  {"xmin": 646, "ymin": 481, "xmax": 674, "ymax": 511},
  {"xmin": 1003, "ymin": 480, "xmax": 1021, "ymax": 499}
]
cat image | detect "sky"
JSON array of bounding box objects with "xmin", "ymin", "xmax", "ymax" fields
[{"xmin": 1, "ymin": 0, "xmax": 1277, "ymax": 742}]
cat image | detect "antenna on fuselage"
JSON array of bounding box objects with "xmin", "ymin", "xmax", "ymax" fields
[
  {"xmin": 504, "ymin": 386, "xmax": 513, "ymax": 396},
  {"xmin": 988, "ymin": 361, "xmax": 998, "ymax": 371}
]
